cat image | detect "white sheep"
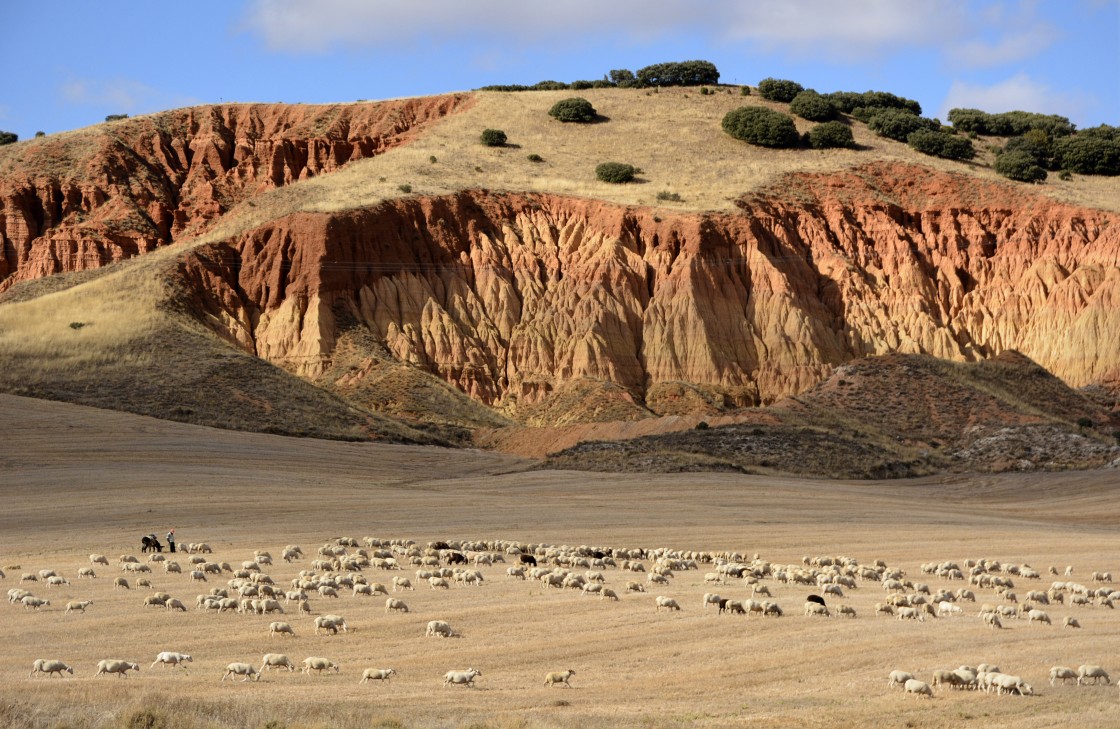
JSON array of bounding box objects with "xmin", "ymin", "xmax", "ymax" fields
[
  {"xmin": 983, "ymin": 613, "xmax": 1003, "ymax": 629},
  {"xmin": 904, "ymin": 678, "xmax": 933, "ymax": 698},
  {"xmin": 65, "ymin": 600, "xmax": 93, "ymax": 613},
  {"xmin": 938, "ymin": 601, "xmax": 962, "ymax": 616},
  {"xmin": 22, "ymin": 596, "xmax": 50, "ymax": 610},
  {"xmin": 30, "ymin": 659, "xmax": 73, "ymax": 678},
  {"xmin": 90, "ymin": 554, "xmax": 109, "ymax": 566},
  {"xmin": 392, "ymin": 576, "xmax": 413, "ymax": 591},
  {"xmin": 45, "ymin": 575, "xmax": 70, "ymax": 588},
  {"xmin": 1078, "ymin": 665, "xmax": 1110, "ymax": 685},
  {"xmin": 95, "ymin": 660, "xmax": 140, "ymax": 678},
  {"xmin": 805, "ymin": 602, "xmax": 830, "ymax": 618},
  {"xmin": 385, "ymin": 598, "xmax": 409, "ymax": 613},
  {"xmin": 270, "ymin": 621, "xmax": 295, "ymax": 637},
  {"xmin": 1050, "ymin": 666, "xmax": 1078, "ymax": 685},
  {"xmin": 426, "ymin": 620, "xmax": 455, "ymax": 638},
  {"xmin": 1065, "ymin": 616, "xmax": 1081, "ymax": 628},
  {"xmin": 222, "ymin": 663, "xmax": 260, "ymax": 682},
  {"xmin": 626, "ymin": 581, "xmax": 646, "ymax": 593},
  {"xmin": 888, "ymin": 670, "xmax": 914, "ymax": 688},
  {"xmin": 655, "ymin": 596, "xmax": 680, "ymax": 612},
  {"xmin": 601, "ymin": 587, "xmax": 619, "ymax": 601},
  {"xmin": 114, "ymin": 577, "xmax": 129, "ymax": 590},
  {"xmin": 261, "ymin": 653, "xmax": 297, "ymax": 672},
  {"xmin": 165, "ymin": 598, "xmax": 187, "ymax": 612},
  {"xmin": 1028, "ymin": 609, "xmax": 1052, "ymax": 625},
  {"xmin": 360, "ymin": 668, "xmax": 396, "ymax": 683},
  {"xmin": 151, "ymin": 652, "xmax": 192, "ymax": 669},
  {"xmin": 544, "ymin": 669, "xmax": 575, "ymax": 687},
  {"xmin": 702, "ymin": 592, "xmax": 722, "ymax": 609},
  {"xmin": 992, "ymin": 674, "xmax": 1033, "ymax": 695},
  {"xmin": 302, "ymin": 657, "xmax": 339, "ymax": 675},
  {"xmin": 837, "ymin": 604, "xmax": 856, "ymax": 618},
  {"xmin": 444, "ymin": 668, "xmax": 481, "ymax": 687},
  {"xmin": 77, "ymin": 567, "xmax": 96, "ymax": 579}
]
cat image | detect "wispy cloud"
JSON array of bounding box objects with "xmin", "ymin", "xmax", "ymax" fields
[
  {"xmin": 951, "ymin": 23, "xmax": 1059, "ymax": 67},
  {"xmin": 939, "ymin": 73, "xmax": 1089, "ymax": 120},
  {"xmin": 59, "ymin": 77, "xmax": 200, "ymax": 114}
]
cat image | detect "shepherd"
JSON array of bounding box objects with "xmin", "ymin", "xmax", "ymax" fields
[{"xmin": 167, "ymin": 529, "xmax": 176, "ymax": 553}]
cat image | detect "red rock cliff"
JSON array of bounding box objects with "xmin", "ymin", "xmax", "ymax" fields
[
  {"xmin": 178, "ymin": 163, "xmax": 1120, "ymax": 416},
  {"xmin": 0, "ymin": 95, "xmax": 472, "ymax": 291}
]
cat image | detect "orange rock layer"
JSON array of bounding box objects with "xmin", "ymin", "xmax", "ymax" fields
[{"xmin": 179, "ymin": 163, "xmax": 1120, "ymax": 414}]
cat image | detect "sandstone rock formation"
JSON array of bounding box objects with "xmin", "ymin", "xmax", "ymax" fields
[
  {"xmin": 0, "ymin": 95, "xmax": 472, "ymax": 291},
  {"xmin": 178, "ymin": 163, "xmax": 1120, "ymax": 422}
]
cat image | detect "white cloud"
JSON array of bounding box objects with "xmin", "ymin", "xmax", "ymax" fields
[
  {"xmin": 939, "ymin": 73, "xmax": 1085, "ymax": 120},
  {"xmin": 242, "ymin": 0, "xmax": 966, "ymax": 57},
  {"xmin": 951, "ymin": 23, "xmax": 1058, "ymax": 67},
  {"xmin": 59, "ymin": 78, "xmax": 199, "ymax": 114}
]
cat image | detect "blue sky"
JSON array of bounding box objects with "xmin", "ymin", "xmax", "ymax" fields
[{"xmin": 1, "ymin": 1, "xmax": 1117, "ymax": 141}]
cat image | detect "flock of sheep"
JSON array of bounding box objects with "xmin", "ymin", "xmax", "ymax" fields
[{"xmin": 6, "ymin": 537, "xmax": 1119, "ymax": 702}]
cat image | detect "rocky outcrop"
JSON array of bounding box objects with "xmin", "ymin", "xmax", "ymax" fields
[
  {"xmin": 0, "ymin": 95, "xmax": 472, "ymax": 291},
  {"xmin": 178, "ymin": 163, "xmax": 1120, "ymax": 421}
]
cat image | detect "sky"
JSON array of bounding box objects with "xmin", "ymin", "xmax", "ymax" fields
[{"xmin": 1, "ymin": 1, "xmax": 1117, "ymax": 141}]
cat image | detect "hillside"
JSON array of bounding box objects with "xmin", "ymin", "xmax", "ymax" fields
[{"xmin": 1, "ymin": 86, "xmax": 1118, "ymax": 473}]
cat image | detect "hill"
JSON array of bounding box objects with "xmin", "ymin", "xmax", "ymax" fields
[{"xmin": 1, "ymin": 86, "xmax": 1118, "ymax": 472}]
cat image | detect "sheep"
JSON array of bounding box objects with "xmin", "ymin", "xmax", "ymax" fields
[
  {"xmin": 165, "ymin": 598, "xmax": 187, "ymax": 612},
  {"xmin": 298, "ymin": 600, "xmax": 312, "ymax": 616},
  {"xmin": 1028, "ymin": 609, "xmax": 1052, "ymax": 625},
  {"xmin": 1050, "ymin": 666, "xmax": 1078, "ymax": 685},
  {"xmin": 896, "ymin": 606, "xmax": 923, "ymax": 621},
  {"xmin": 302, "ymin": 657, "xmax": 339, "ymax": 675},
  {"xmin": 444, "ymin": 668, "xmax": 481, "ymax": 687},
  {"xmin": 222, "ymin": 662, "xmax": 261, "ymax": 682},
  {"xmin": 151, "ymin": 652, "xmax": 192, "ymax": 669},
  {"xmin": 385, "ymin": 598, "xmax": 409, "ymax": 613},
  {"xmin": 983, "ymin": 613, "xmax": 1003, "ymax": 629},
  {"xmin": 143, "ymin": 594, "xmax": 168, "ymax": 608},
  {"xmin": 626, "ymin": 581, "xmax": 646, "ymax": 593},
  {"xmin": 261, "ymin": 653, "xmax": 297, "ymax": 672},
  {"xmin": 361, "ymin": 668, "xmax": 396, "ymax": 683},
  {"xmin": 19, "ymin": 573, "xmax": 37, "ymax": 583},
  {"xmin": 702, "ymin": 593, "xmax": 722, "ymax": 609},
  {"xmin": 904, "ymin": 679, "xmax": 933, "ymax": 698},
  {"xmin": 888, "ymin": 670, "xmax": 914, "ymax": 688},
  {"xmin": 189, "ymin": 570, "xmax": 207, "ymax": 583},
  {"xmin": 837, "ymin": 604, "xmax": 856, "ymax": 618},
  {"xmin": 90, "ymin": 554, "xmax": 109, "ymax": 566},
  {"xmin": 392, "ymin": 577, "xmax": 413, "ymax": 592},
  {"xmin": 77, "ymin": 567, "xmax": 96, "ymax": 579},
  {"xmin": 314, "ymin": 615, "xmax": 348, "ymax": 635},
  {"xmin": 8, "ymin": 588, "xmax": 32, "ymax": 603},
  {"xmin": 22, "ymin": 596, "xmax": 49, "ymax": 610},
  {"xmin": 1077, "ymin": 665, "xmax": 1110, "ymax": 685},
  {"xmin": 429, "ymin": 577, "xmax": 450, "ymax": 590},
  {"xmin": 544, "ymin": 669, "xmax": 575, "ymax": 688},
  {"xmin": 30, "ymin": 659, "xmax": 73, "ymax": 678},
  {"xmin": 1065, "ymin": 616, "xmax": 1081, "ymax": 628},
  {"xmin": 506, "ymin": 567, "xmax": 526, "ymax": 580},
  {"xmin": 874, "ymin": 602, "xmax": 895, "ymax": 616},
  {"xmin": 95, "ymin": 660, "xmax": 140, "ymax": 678},
  {"xmin": 270, "ymin": 621, "xmax": 295, "ymax": 638},
  {"xmin": 426, "ymin": 620, "xmax": 455, "ymax": 638},
  {"xmin": 655, "ymin": 596, "xmax": 680, "ymax": 612},
  {"xmin": 804, "ymin": 601, "xmax": 830, "ymax": 618},
  {"xmin": 992, "ymin": 674, "xmax": 1033, "ymax": 695}
]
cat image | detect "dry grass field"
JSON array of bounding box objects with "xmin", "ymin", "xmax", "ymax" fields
[{"xmin": 3, "ymin": 394, "xmax": 1120, "ymax": 729}]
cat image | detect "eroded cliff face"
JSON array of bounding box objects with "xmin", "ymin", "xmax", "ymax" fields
[
  {"xmin": 0, "ymin": 95, "xmax": 472, "ymax": 291},
  {"xmin": 178, "ymin": 163, "xmax": 1120, "ymax": 419}
]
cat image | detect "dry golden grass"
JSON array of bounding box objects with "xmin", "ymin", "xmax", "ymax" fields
[{"xmin": 3, "ymin": 394, "xmax": 1120, "ymax": 728}]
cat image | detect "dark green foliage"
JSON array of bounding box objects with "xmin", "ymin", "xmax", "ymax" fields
[
  {"xmin": 947, "ymin": 108, "xmax": 1075, "ymax": 137},
  {"xmin": 994, "ymin": 150, "xmax": 1048, "ymax": 182},
  {"xmin": 0, "ymin": 130, "xmax": 16, "ymax": 145},
  {"xmin": 590, "ymin": 79, "xmax": 615, "ymax": 89},
  {"xmin": 636, "ymin": 60, "xmax": 720, "ymax": 87},
  {"xmin": 105, "ymin": 114, "xmax": 129, "ymax": 122},
  {"xmin": 429, "ymin": 155, "xmax": 437, "ymax": 164},
  {"xmin": 595, "ymin": 162, "xmax": 636, "ymax": 183},
  {"xmin": 549, "ymin": 97, "xmax": 597, "ymax": 123},
  {"xmin": 722, "ymin": 106, "xmax": 801, "ymax": 148},
  {"xmin": 740, "ymin": 86, "xmax": 751, "ymax": 96},
  {"xmin": 397, "ymin": 184, "xmax": 412, "ymax": 193},
  {"xmin": 569, "ymin": 80, "xmax": 595, "ymax": 90},
  {"xmin": 757, "ymin": 77, "xmax": 804, "ymax": 102},
  {"xmin": 1077, "ymin": 416, "xmax": 1094, "ymax": 429},
  {"xmin": 907, "ymin": 129, "xmax": 976, "ymax": 160},
  {"xmin": 1058, "ymin": 169, "xmax": 1073, "ymax": 180},
  {"xmin": 699, "ymin": 87, "xmax": 713, "ymax": 95},
  {"xmin": 695, "ymin": 421, "xmax": 710, "ymax": 430},
  {"xmin": 478, "ymin": 84, "xmax": 532, "ymax": 92},
  {"xmin": 808, "ymin": 121, "xmax": 855, "ymax": 149},
  {"xmin": 1052, "ymin": 127, "xmax": 1120, "ymax": 175},
  {"xmin": 532, "ymin": 80, "xmax": 569, "ymax": 91},
  {"xmin": 867, "ymin": 109, "xmax": 939, "ymax": 142},
  {"xmin": 656, "ymin": 191, "xmax": 682, "ymax": 202},
  {"xmin": 527, "ymin": 153, "xmax": 544, "ymax": 162},
  {"xmin": 34, "ymin": 131, "xmax": 45, "ymax": 138},
  {"xmin": 609, "ymin": 69, "xmax": 636, "ymax": 85},
  {"xmin": 480, "ymin": 128, "xmax": 508, "ymax": 147},
  {"xmin": 789, "ymin": 91, "xmax": 836, "ymax": 121},
  {"xmin": 827, "ymin": 90, "xmax": 922, "ymax": 115}
]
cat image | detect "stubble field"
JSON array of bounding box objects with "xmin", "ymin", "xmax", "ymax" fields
[{"xmin": 2, "ymin": 394, "xmax": 1120, "ymax": 729}]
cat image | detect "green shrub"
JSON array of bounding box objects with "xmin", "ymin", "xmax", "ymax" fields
[
  {"xmin": 757, "ymin": 77, "xmax": 804, "ymax": 102},
  {"xmin": 1052, "ymin": 128, "xmax": 1120, "ymax": 175},
  {"xmin": 636, "ymin": 60, "xmax": 720, "ymax": 87},
  {"xmin": 549, "ymin": 97, "xmax": 597, "ymax": 123},
  {"xmin": 758, "ymin": 78, "xmax": 804, "ymax": 103},
  {"xmin": 480, "ymin": 128, "xmax": 507, "ymax": 147},
  {"xmin": 1058, "ymin": 169, "xmax": 1073, "ymax": 180},
  {"xmin": 0, "ymin": 130, "xmax": 16, "ymax": 145},
  {"xmin": 532, "ymin": 80, "xmax": 568, "ymax": 91},
  {"xmin": 740, "ymin": 86, "xmax": 751, "ymax": 96},
  {"xmin": 808, "ymin": 121, "xmax": 855, "ymax": 149},
  {"xmin": 722, "ymin": 106, "xmax": 801, "ymax": 148},
  {"xmin": 569, "ymin": 80, "xmax": 595, "ymax": 90},
  {"xmin": 429, "ymin": 155, "xmax": 437, "ymax": 164},
  {"xmin": 867, "ymin": 109, "xmax": 938, "ymax": 142},
  {"xmin": 478, "ymin": 84, "xmax": 532, "ymax": 92},
  {"xmin": 595, "ymin": 162, "xmax": 636, "ymax": 183},
  {"xmin": 34, "ymin": 131, "xmax": 45, "ymax": 138},
  {"xmin": 789, "ymin": 91, "xmax": 836, "ymax": 121},
  {"xmin": 827, "ymin": 90, "xmax": 922, "ymax": 116},
  {"xmin": 397, "ymin": 184, "xmax": 412, "ymax": 193},
  {"xmin": 105, "ymin": 114, "xmax": 129, "ymax": 122},
  {"xmin": 994, "ymin": 150, "xmax": 1048, "ymax": 182},
  {"xmin": 609, "ymin": 69, "xmax": 636, "ymax": 85},
  {"xmin": 656, "ymin": 191, "xmax": 682, "ymax": 202},
  {"xmin": 947, "ymin": 108, "xmax": 1075, "ymax": 137},
  {"xmin": 907, "ymin": 129, "xmax": 976, "ymax": 160},
  {"xmin": 527, "ymin": 153, "xmax": 543, "ymax": 162}
]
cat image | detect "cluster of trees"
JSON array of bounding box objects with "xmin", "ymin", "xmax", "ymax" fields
[
  {"xmin": 947, "ymin": 109, "xmax": 1075, "ymax": 138},
  {"xmin": 481, "ymin": 60, "xmax": 720, "ymax": 92},
  {"xmin": 721, "ymin": 107, "xmax": 854, "ymax": 150},
  {"xmin": 0, "ymin": 130, "xmax": 17, "ymax": 145}
]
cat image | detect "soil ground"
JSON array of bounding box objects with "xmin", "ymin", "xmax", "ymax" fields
[{"xmin": 3, "ymin": 394, "xmax": 1120, "ymax": 729}]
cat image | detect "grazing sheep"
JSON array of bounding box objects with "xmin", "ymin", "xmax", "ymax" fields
[
  {"xmin": 1050, "ymin": 666, "xmax": 1078, "ymax": 685},
  {"xmin": 77, "ymin": 567, "xmax": 96, "ymax": 579},
  {"xmin": 1065, "ymin": 616, "xmax": 1081, "ymax": 628},
  {"xmin": 874, "ymin": 603, "xmax": 895, "ymax": 616},
  {"xmin": 151, "ymin": 652, "xmax": 192, "ymax": 669},
  {"xmin": 270, "ymin": 621, "xmax": 295, "ymax": 638},
  {"xmin": 261, "ymin": 654, "xmax": 297, "ymax": 672},
  {"xmin": 626, "ymin": 581, "xmax": 646, "ymax": 593},
  {"xmin": 762, "ymin": 601, "xmax": 784, "ymax": 617},
  {"xmin": 429, "ymin": 577, "xmax": 450, "ymax": 590},
  {"xmin": 896, "ymin": 606, "xmax": 922, "ymax": 621},
  {"xmin": 189, "ymin": 570, "xmax": 207, "ymax": 583},
  {"xmin": 426, "ymin": 620, "xmax": 455, "ymax": 638},
  {"xmin": 888, "ymin": 670, "xmax": 914, "ymax": 688},
  {"xmin": 143, "ymin": 594, "xmax": 168, "ymax": 608},
  {"xmin": 992, "ymin": 674, "xmax": 1034, "ymax": 695},
  {"xmin": 1078, "ymin": 665, "xmax": 1110, "ymax": 685},
  {"xmin": 600, "ymin": 587, "xmax": 619, "ymax": 601},
  {"xmin": 65, "ymin": 600, "xmax": 93, "ymax": 613},
  {"xmin": 165, "ymin": 598, "xmax": 187, "ymax": 612},
  {"xmin": 385, "ymin": 598, "xmax": 408, "ymax": 613},
  {"xmin": 360, "ymin": 668, "xmax": 396, "ymax": 683},
  {"xmin": 392, "ymin": 577, "xmax": 413, "ymax": 591},
  {"xmin": 506, "ymin": 567, "xmax": 526, "ymax": 580},
  {"xmin": 302, "ymin": 657, "xmax": 340, "ymax": 675},
  {"xmin": 938, "ymin": 601, "xmax": 962, "ymax": 617},
  {"xmin": 444, "ymin": 668, "xmax": 481, "ymax": 687},
  {"xmin": 95, "ymin": 660, "xmax": 140, "ymax": 678},
  {"xmin": 30, "ymin": 659, "xmax": 73, "ymax": 678},
  {"xmin": 22, "ymin": 596, "xmax": 49, "ymax": 610},
  {"xmin": 837, "ymin": 605, "xmax": 856, "ymax": 618},
  {"xmin": 1028, "ymin": 609, "xmax": 1052, "ymax": 625},
  {"xmin": 702, "ymin": 593, "xmax": 722, "ymax": 609},
  {"xmin": 90, "ymin": 555, "xmax": 109, "ymax": 566},
  {"xmin": 904, "ymin": 679, "xmax": 933, "ymax": 698},
  {"xmin": 20, "ymin": 574, "xmax": 37, "ymax": 583},
  {"xmin": 544, "ymin": 669, "xmax": 575, "ymax": 688},
  {"xmin": 222, "ymin": 663, "xmax": 260, "ymax": 682},
  {"xmin": 805, "ymin": 602, "xmax": 830, "ymax": 617},
  {"xmin": 655, "ymin": 596, "xmax": 680, "ymax": 612},
  {"xmin": 314, "ymin": 615, "xmax": 348, "ymax": 635},
  {"xmin": 983, "ymin": 613, "xmax": 1003, "ymax": 629}
]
